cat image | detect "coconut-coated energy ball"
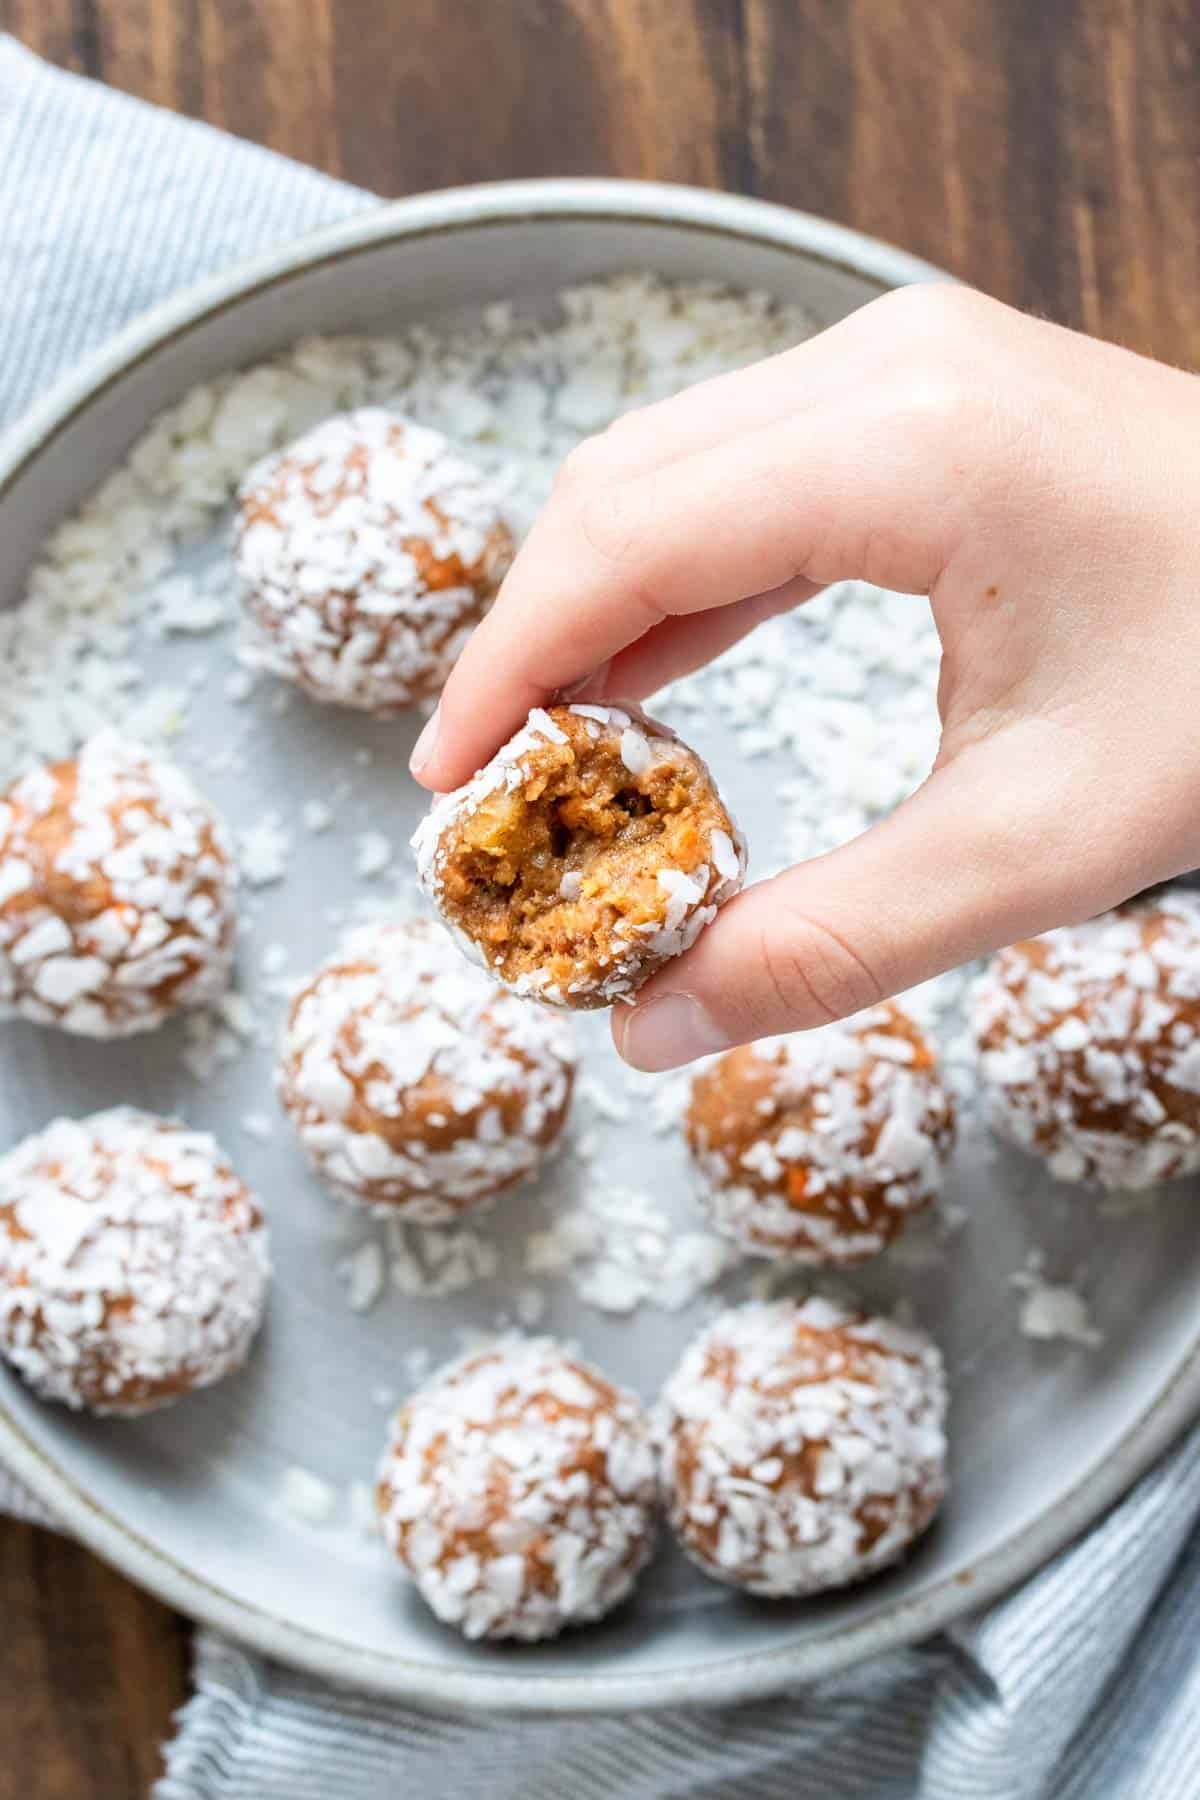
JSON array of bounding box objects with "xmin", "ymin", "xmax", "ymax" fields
[
  {"xmin": 234, "ymin": 408, "xmax": 514, "ymax": 713},
  {"xmin": 0, "ymin": 1108, "xmax": 270, "ymax": 1415},
  {"xmin": 277, "ymin": 919, "xmax": 575, "ymax": 1219},
  {"xmin": 685, "ymin": 1004, "xmax": 956, "ymax": 1265},
  {"xmin": 412, "ymin": 703, "xmax": 746, "ymax": 1008},
  {"xmin": 0, "ymin": 732, "xmax": 237, "ymax": 1038},
  {"xmin": 970, "ymin": 890, "xmax": 1200, "ymax": 1189},
  {"xmin": 657, "ymin": 1296, "xmax": 948, "ymax": 1598},
  {"xmin": 377, "ymin": 1336, "xmax": 658, "ymax": 1641}
]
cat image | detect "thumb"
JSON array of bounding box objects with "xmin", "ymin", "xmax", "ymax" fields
[{"xmin": 611, "ymin": 742, "xmax": 1116, "ymax": 1071}]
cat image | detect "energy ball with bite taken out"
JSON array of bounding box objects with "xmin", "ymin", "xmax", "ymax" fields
[
  {"xmin": 0, "ymin": 1108, "xmax": 270, "ymax": 1415},
  {"xmin": 970, "ymin": 890, "xmax": 1200, "ymax": 1189},
  {"xmin": 376, "ymin": 1336, "xmax": 658, "ymax": 1641},
  {"xmin": 657, "ymin": 1296, "xmax": 948, "ymax": 1598},
  {"xmin": 277, "ymin": 919, "xmax": 574, "ymax": 1219},
  {"xmin": 685, "ymin": 1003, "xmax": 956, "ymax": 1265},
  {"xmin": 234, "ymin": 408, "xmax": 514, "ymax": 713},
  {"xmin": 0, "ymin": 731, "xmax": 237, "ymax": 1038},
  {"xmin": 413, "ymin": 703, "xmax": 746, "ymax": 1008}
]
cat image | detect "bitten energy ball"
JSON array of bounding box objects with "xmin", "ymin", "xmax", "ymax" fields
[
  {"xmin": 277, "ymin": 919, "xmax": 574, "ymax": 1218},
  {"xmin": 234, "ymin": 408, "xmax": 514, "ymax": 713},
  {"xmin": 413, "ymin": 703, "xmax": 746, "ymax": 1007},
  {"xmin": 971, "ymin": 891, "xmax": 1200, "ymax": 1189},
  {"xmin": 377, "ymin": 1336, "xmax": 658, "ymax": 1641},
  {"xmin": 658, "ymin": 1297, "xmax": 947, "ymax": 1598},
  {"xmin": 0, "ymin": 1109, "xmax": 270, "ymax": 1415},
  {"xmin": 0, "ymin": 731, "xmax": 237, "ymax": 1038},
  {"xmin": 685, "ymin": 1004, "xmax": 956, "ymax": 1265}
]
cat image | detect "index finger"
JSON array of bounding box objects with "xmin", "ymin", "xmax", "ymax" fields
[
  {"xmin": 412, "ymin": 291, "xmax": 974, "ymax": 790},
  {"xmin": 411, "ymin": 420, "xmax": 809, "ymax": 788},
  {"xmin": 408, "ymin": 315, "xmax": 877, "ymax": 790}
]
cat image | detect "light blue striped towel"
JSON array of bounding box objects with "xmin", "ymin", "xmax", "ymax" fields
[{"xmin": 3, "ymin": 36, "xmax": 1200, "ymax": 1799}]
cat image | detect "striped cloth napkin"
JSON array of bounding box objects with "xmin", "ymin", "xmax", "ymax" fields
[{"xmin": 4, "ymin": 35, "xmax": 1200, "ymax": 1799}]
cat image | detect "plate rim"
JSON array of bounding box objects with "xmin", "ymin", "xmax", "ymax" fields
[{"xmin": 1, "ymin": 176, "xmax": 1196, "ymax": 1713}]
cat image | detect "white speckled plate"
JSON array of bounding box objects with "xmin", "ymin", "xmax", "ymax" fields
[{"xmin": 1, "ymin": 181, "xmax": 1199, "ymax": 1713}]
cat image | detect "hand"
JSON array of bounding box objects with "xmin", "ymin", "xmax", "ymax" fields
[{"xmin": 411, "ymin": 285, "xmax": 1200, "ymax": 1071}]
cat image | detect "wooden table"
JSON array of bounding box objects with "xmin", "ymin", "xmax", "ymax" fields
[{"xmin": 0, "ymin": 1, "xmax": 1197, "ymax": 1792}]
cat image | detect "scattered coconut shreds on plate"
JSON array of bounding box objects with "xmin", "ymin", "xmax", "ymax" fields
[
  {"xmin": 217, "ymin": 991, "xmax": 257, "ymax": 1040},
  {"xmin": 385, "ymin": 1219, "xmax": 500, "ymax": 1299},
  {"xmin": 621, "ymin": 1065, "xmax": 695, "ymax": 1134},
  {"xmin": 576, "ymin": 1073, "xmax": 632, "ymax": 1126},
  {"xmin": 278, "ymin": 1465, "xmax": 339, "ymax": 1527},
  {"xmin": 1012, "ymin": 1255, "xmax": 1104, "ymax": 1350},
  {"xmin": 180, "ymin": 1010, "xmax": 246, "ymax": 1083},
  {"xmin": 155, "ymin": 574, "xmax": 229, "ymax": 637},
  {"xmin": 278, "ymin": 1468, "xmax": 379, "ymax": 1539},
  {"xmin": 347, "ymin": 1481, "xmax": 380, "ymax": 1538},
  {"xmin": 237, "ymin": 813, "xmax": 291, "ymax": 888},
  {"xmin": 524, "ymin": 1184, "xmax": 741, "ymax": 1315},
  {"xmin": 353, "ymin": 831, "xmax": 392, "ymax": 879},
  {"xmin": 338, "ymin": 1240, "xmax": 387, "ymax": 1314}
]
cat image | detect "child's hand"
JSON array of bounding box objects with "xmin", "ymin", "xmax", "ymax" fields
[{"xmin": 411, "ymin": 286, "xmax": 1200, "ymax": 1070}]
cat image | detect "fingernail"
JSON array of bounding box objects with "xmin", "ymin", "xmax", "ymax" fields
[
  {"xmin": 616, "ymin": 993, "xmax": 730, "ymax": 1072},
  {"xmin": 562, "ymin": 660, "xmax": 612, "ymax": 704},
  {"xmin": 409, "ymin": 704, "xmax": 441, "ymax": 777}
]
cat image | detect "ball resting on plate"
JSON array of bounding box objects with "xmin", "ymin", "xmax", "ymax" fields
[
  {"xmin": 971, "ymin": 889, "xmax": 1200, "ymax": 1189},
  {"xmin": 235, "ymin": 408, "xmax": 514, "ymax": 714},
  {"xmin": 0, "ymin": 731, "xmax": 237, "ymax": 1039},
  {"xmin": 0, "ymin": 1108, "xmax": 270, "ymax": 1416},
  {"xmin": 686, "ymin": 1003, "xmax": 956, "ymax": 1265},
  {"xmin": 377, "ymin": 1336, "xmax": 658, "ymax": 1641},
  {"xmin": 657, "ymin": 1295, "xmax": 948, "ymax": 1598},
  {"xmin": 277, "ymin": 918, "xmax": 575, "ymax": 1218}
]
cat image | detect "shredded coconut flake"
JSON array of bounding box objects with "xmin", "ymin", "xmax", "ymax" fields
[
  {"xmin": 354, "ymin": 831, "xmax": 392, "ymax": 879},
  {"xmin": 1013, "ymin": 1259, "xmax": 1104, "ymax": 1349},
  {"xmin": 237, "ymin": 813, "xmax": 290, "ymax": 887},
  {"xmin": 338, "ymin": 1239, "xmax": 386, "ymax": 1314},
  {"xmin": 279, "ymin": 1465, "xmax": 338, "ymax": 1526}
]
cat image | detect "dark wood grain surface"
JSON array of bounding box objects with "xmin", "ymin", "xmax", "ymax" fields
[{"xmin": 1, "ymin": 1, "xmax": 1198, "ymax": 1793}]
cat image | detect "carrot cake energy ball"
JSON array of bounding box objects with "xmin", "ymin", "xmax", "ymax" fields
[
  {"xmin": 0, "ymin": 732, "xmax": 237, "ymax": 1038},
  {"xmin": 0, "ymin": 1109, "xmax": 270, "ymax": 1415},
  {"xmin": 377, "ymin": 1336, "xmax": 658, "ymax": 1641},
  {"xmin": 970, "ymin": 890, "xmax": 1200, "ymax": 1189},
  {"xmin": 685, "ymin": 1003, "xmax": 956, "ymax": 1264},
  {"xmin": 413, "ymin": 703, "xmax": 746, "ymax": 1008},
  {"xmin": 234, "ymin": 408, "xmax": 514, "ymax": 713},
  {"xmin": 657, "ymin": 1297, "xmax": 948, "ymax": 1598},
  {"xmin": 277, "ymin": 919, "xmax": 574, "ymax": 1218}
]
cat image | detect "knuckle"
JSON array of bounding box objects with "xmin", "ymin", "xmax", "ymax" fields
[
  {"xmin": 592, "ymin": 411, "xmax": 644, "ymax": 461},
  {"xmin": 556, "ymin": 421, "xmax": 632, "ymax": 494},
  {"xmin": 869, "ymin": 289, "xmax": 1003, "ymax": 438},
  {"xmin": 875, "ymin": 280, "xmax": 990, "ymax": 346},
  {"xmin": 556, "ymin": 433, "xmax": 654, "ymax": 573},
  {"xmin": 757, "ymin": 901, "xmax": 885, "ymax": 1031},
  {"xmin": 576, "ymin": 477, "xmax": 647, "ymax": 571},
  {"xmin": 554, "ymin": 432, "xmax": 611, "ymax": 498},
  {"xmin": 886, "ymin": 360, "xmax": 974, "ymax": 440}
]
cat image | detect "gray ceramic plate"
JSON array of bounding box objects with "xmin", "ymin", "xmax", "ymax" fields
[{"xmin": 1, "ymin": 180, "xmax": 1199, "ymax": 1714}]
